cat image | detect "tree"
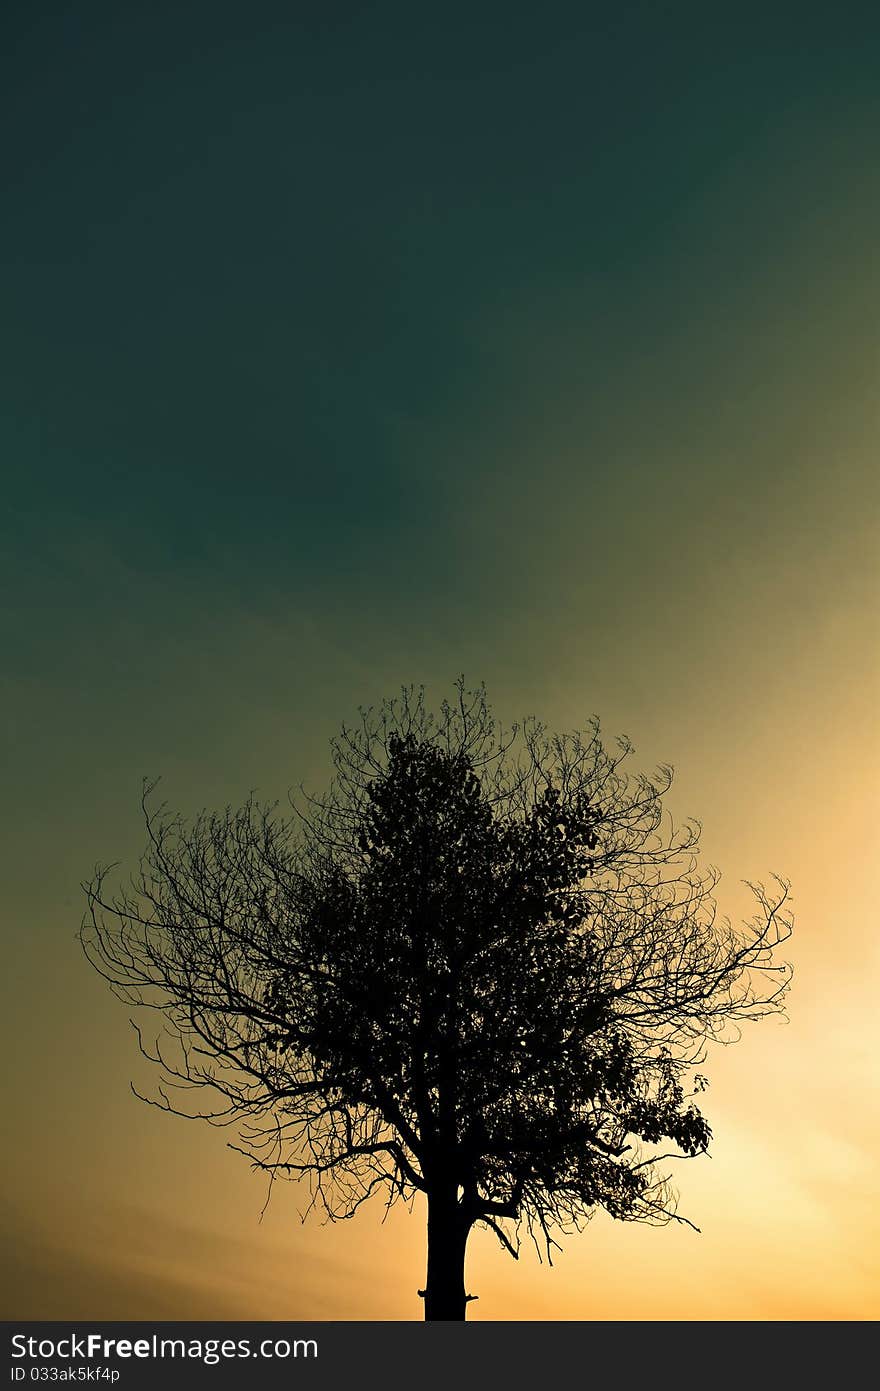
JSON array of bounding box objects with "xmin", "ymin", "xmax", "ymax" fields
[{"xmin": 81, "ymin": 682, "xmax": 793, "ymax": 1320}]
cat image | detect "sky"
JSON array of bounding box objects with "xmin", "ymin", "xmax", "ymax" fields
[{"xmin": 2, "ymin": 2, "xmax": 879, "ymax": 1320}]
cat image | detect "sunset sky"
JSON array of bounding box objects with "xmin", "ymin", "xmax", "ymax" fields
[{"xmin": 2, "ymin": 3, "xmax": 879, "ymax": 1320}]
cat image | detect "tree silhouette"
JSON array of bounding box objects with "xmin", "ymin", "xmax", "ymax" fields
[{"xmin": 81, "ymin": 683, "xmax": 793, "ymax": 1320}]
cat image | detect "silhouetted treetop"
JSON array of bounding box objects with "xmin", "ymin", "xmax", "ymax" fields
[{"xmin": 82, "ymin": 681, "xmax": 793, "ymax": 1318}]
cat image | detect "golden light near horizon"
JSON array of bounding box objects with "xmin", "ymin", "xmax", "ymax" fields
[{"xmin": 7, "ymin": 621, "xmax": 878, "ymax": 1321}]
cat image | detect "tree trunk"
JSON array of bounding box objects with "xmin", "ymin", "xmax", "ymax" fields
[{"xmin": 423, "ymin": 1186, "xmax": 473, "ymax": 1320}]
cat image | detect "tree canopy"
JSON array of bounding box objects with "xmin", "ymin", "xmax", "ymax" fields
[{"xmin": 82, "ymin": 683, "xmax": 793, "ymax": 1318}]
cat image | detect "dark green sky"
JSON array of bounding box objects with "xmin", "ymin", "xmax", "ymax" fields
[
  {"xmin": 4, "ymin": 3, "xmax": 878, "ymax": 842},
  {"xmin": 3, "ymin": 3, "xmax": 879, "ymax": 1318},
  {"xmin": 4, "ymin": 3, "xmax": 877, "ymax": 606}
]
